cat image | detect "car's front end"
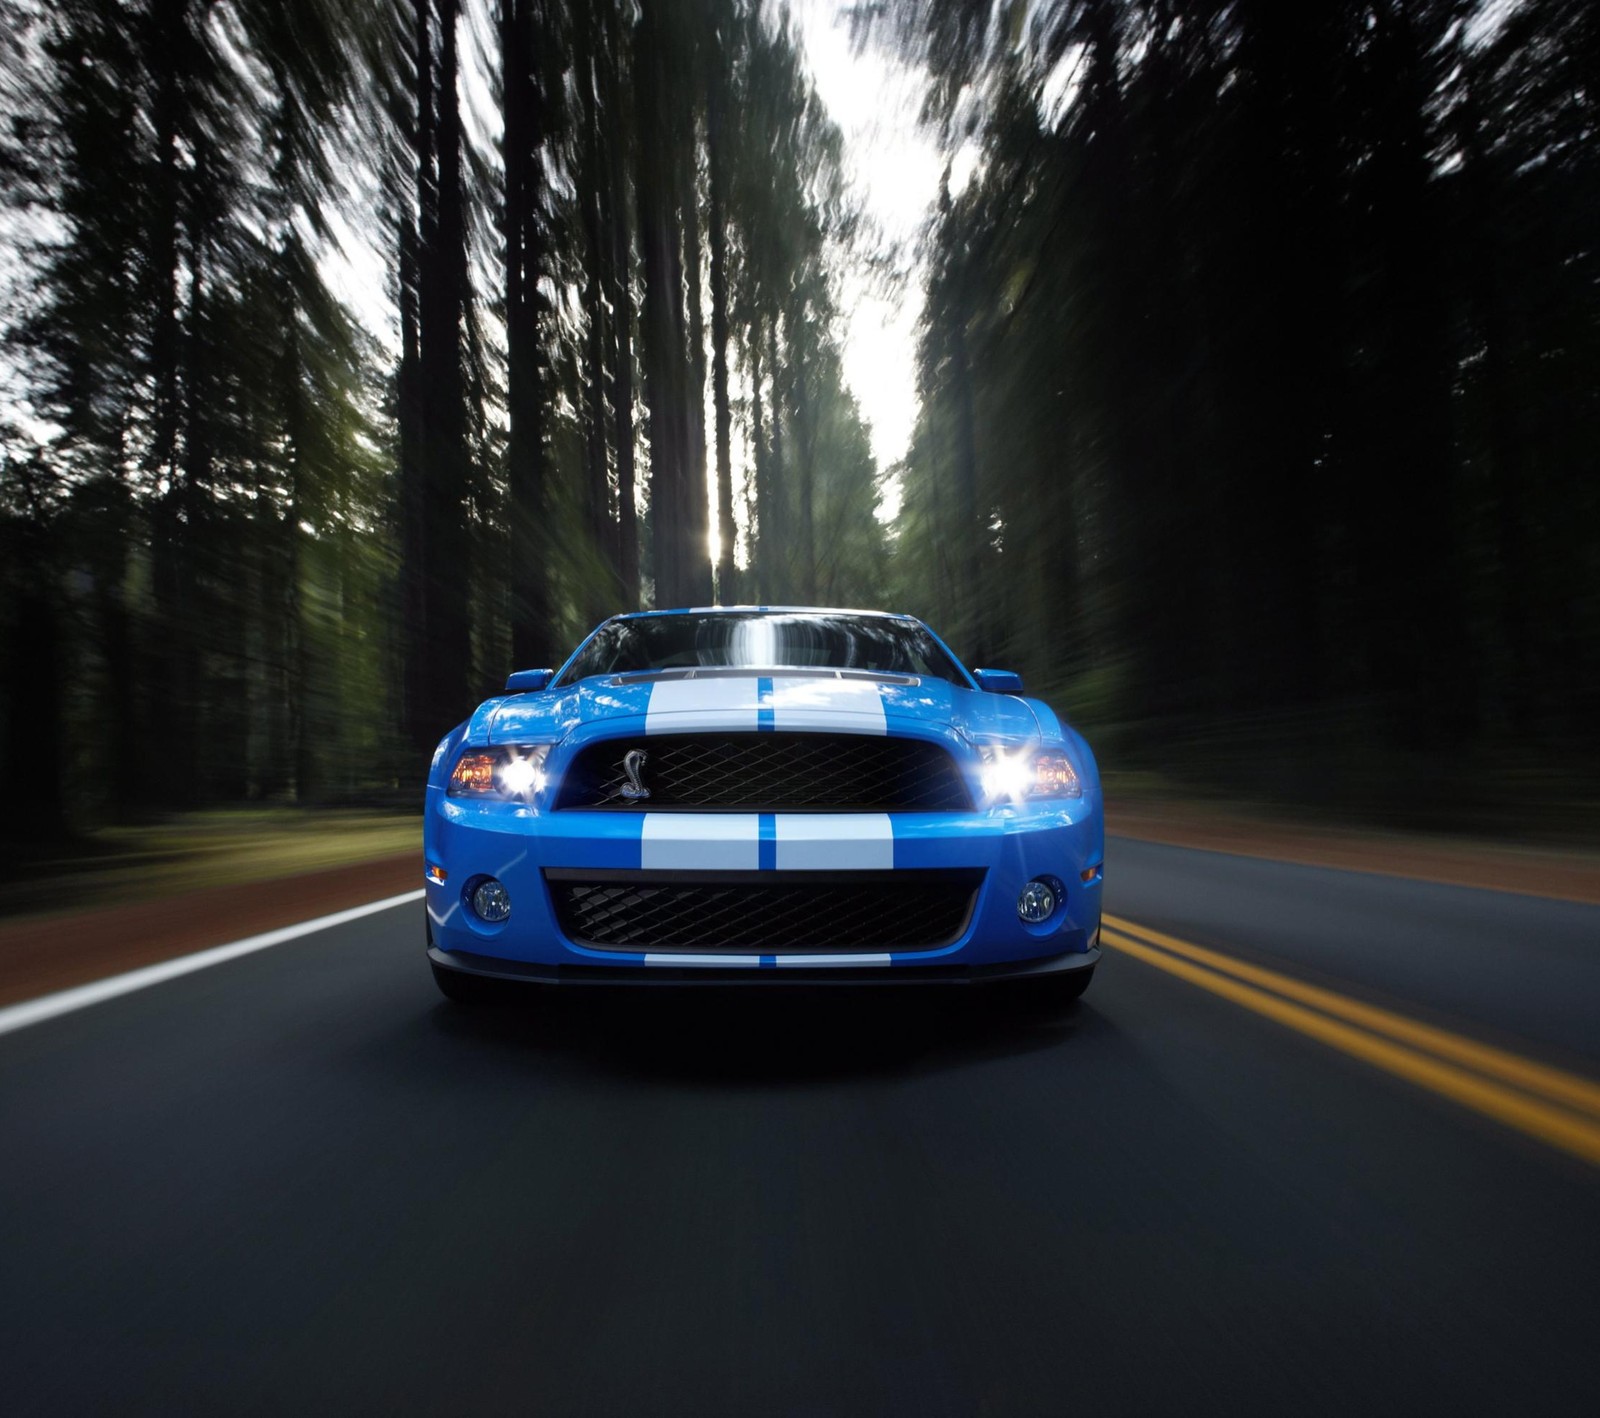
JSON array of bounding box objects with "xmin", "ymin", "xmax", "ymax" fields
[{"xmin": 424, "ymin": 610, "xmax": 1102, "ymax": 996}]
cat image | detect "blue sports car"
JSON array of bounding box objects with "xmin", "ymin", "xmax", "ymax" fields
[{"xmin": 424, "ymin": 607, "xmax": 1103, "ymax": 1003}]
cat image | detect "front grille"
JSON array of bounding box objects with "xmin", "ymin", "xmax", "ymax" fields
[
  {"xmin": 553, "ymin": 733, "xmax": 972, "ymax": 811},
  {"xmin": 546, "ymin": 869, "xmax": 984, "ymax": 952}
]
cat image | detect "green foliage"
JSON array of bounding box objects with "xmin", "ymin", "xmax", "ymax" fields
[
  {"xmin": 2, "ymin": 0, "xmax": 405, "ymax": 823},
  {"xmin": 0, "ymin": 0, "xmax": 883, "ymax": 825}
]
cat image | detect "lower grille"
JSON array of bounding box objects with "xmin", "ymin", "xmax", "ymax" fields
[{"xmin": 546, "ymin": 869, "xmax": 984, "ymax": 953}]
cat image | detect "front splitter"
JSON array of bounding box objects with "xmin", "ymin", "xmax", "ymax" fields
[{"xmin": 428, "ymin": 944, "xmax": 1100, "ymax": 989}]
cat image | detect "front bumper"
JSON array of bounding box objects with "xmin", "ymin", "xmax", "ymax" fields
[
  {"xmin": 429, "ymin": 942, "xmax": 1101, "ymax": 988},
  {"xmin": 424, "ymin": 794, "xmax": 1104, "ymax": 974}
]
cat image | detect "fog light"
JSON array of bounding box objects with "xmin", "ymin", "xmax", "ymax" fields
[
  {"xmin": 470, "ymin": 878, "xmax": 511, "ymax": 923},
  {"xmin": 1017, "ymin": 878, "xmax": 1057, "ymax": 924}
]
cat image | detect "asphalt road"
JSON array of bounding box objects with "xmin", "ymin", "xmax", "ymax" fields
[{"xmin": 3, "ymin": 840, "xmax": 1597, "ymax": 1416}]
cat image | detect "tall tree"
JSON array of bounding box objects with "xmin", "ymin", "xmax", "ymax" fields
[
  {"xmin": 634, "ymin": 0, "xmax": 692, "ymax": 607},
  {"xmin": 706, "ymin": 9, "xmax": 737, "ymax": 603},
  {"xmin": 600, "ymin": 0, "xmax": 640, "ymax": 607},
  {"xmin": 398, "ymin": 0, "xmax": 476, "ymax": 744},
  {"xmin": 501, "ymin": 0, "xmax": 553, "ymax": 666}
]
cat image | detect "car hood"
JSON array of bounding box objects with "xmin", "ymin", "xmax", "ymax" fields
[{"xmin": 477, "ymin": 671, "xmax": 1043, "ymax": 746}]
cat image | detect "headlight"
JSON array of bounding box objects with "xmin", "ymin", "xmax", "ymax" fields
[
  {"xmin": 979, "ymin": 746, "xmax": 1082, "ymax": 802},
  {"xmin": 447, "ymin": 744, "xmax": 553, "ymax": 800}
]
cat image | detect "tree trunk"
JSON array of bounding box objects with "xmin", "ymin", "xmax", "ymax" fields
[
  {"xmin": 576, "ymin": 2, "xmax": 612, "ymax": 619},
  {"xmin": 764, "ymin": 315, "xmax": 786, "ymax": 602},
  {"xmin": 682, "ymin": 141, "xmax": 713, "ymax": 608},
  {"xmin": 1, "ymin": 474, "xmax": 68, "ymax": 840},
  {"xmin": 707, "ymin": 37, "xmax": 736, "ymax": 603},
  {"xmin": 502, "ymin": 0, "xmax": 551, "ymax": 668},
  {"xmin": 790, "ymin": 334, "xmax": 818, "ymax": 605},
  {"xmin": 635, "ymin": 0, "xmax": 688, "ymax": 608},
  {"xmin": 145, "ymin": 0, "xmax": 195, "ymax": 803},
  {"xmin": 421, "ymin": 0, "xmax": 475, "ymax": 718},
  {"xmin": 398, "ymin": 0, "xmax": 433, "ymax": 750},
  {"xmin": 947, "ymin": 304, "xmax": 985, "ymax": 657},
  {"xmin": 748, "ymin": 319, "xmax": 770, "ymax": 603},
  {"xmin": 603, "ymin": 0, "xmax": 638, "ymax": 608}
]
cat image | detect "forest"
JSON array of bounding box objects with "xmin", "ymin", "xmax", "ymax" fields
[
  {"xmin": 1, "ymin": 0, "xmax": 1596, "ymax": 835},
  {"xmin": 889, "ymin": 0, "xmax": 1599, "ymax": 821}
]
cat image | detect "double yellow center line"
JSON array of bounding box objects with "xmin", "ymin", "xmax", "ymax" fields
[{"xmin": 1102, "ymin": 913, "xmax": 1600, "ymax": 1168}]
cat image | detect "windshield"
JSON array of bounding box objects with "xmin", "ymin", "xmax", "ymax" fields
[{"xmin": 554, "ymin": 613, "xmax": 968, "ymax": 686}]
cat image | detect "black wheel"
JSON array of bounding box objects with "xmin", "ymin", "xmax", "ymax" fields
[{"xmin": 431, "ymin": 961, "xmax": 508, "ymax": 1006}]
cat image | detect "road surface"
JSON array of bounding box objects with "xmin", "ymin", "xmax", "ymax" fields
[{"xmin": 2, "ymin": 839, "xmax": 1596, "ymax": 1415}]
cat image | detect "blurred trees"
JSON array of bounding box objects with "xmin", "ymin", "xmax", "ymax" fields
[
  {"xmin": 2, "ymin": 0, "xmax": 400, "ymax": 826},
  {"xmin": 888, "ymin": 0, "xmax": 1600, "ymax": 812},
  {"xmin": 0, "ymin": 0, "xmax": 884, "ymax": 829},
  {"xmin": 11, "ymin": 0, "xmax": 1587, "ymax": 833}
]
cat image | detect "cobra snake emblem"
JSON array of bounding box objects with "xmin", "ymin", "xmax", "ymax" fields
[{"xmin": 619, "ymin": 748, "xmax": 651, "ymax": 800}]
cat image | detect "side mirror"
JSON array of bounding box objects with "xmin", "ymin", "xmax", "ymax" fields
[
  {"xmin": 973, "ymin": 667, "xmax": 1024, "ymax": 694},
  {"xmin": 504, "ymin": 668, "xmax": 553, "ymax": 693}
]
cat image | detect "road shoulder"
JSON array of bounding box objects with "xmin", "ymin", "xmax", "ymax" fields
[
  {"xmin": 0, "ymin": 853, "xmax": 418, "ymax": 1009},
  {"xmin": 1109, "ymin": 801, "xmax": 1600, "ymax": 905}
]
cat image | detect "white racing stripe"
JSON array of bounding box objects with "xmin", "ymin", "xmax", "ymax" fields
[
  {"xmin": 775, "ymin": 814, "xmax": 894, "ymax": 870},
  {"xmin": 774, "ymin": 954, "xmax": 894, "ymax": 967},
  {"xmin": 643, "ymin": 674, "xmax": 890, "ymax": 734},
  {"xmin": 0, "ymin": 889, "xmax": 426, "ymax": 1039},
  {"xmin": 640, "ymin": 813, "xmax": 760, "ymax": 871},
  {"xmin": 644, "ymin": 954, "xmax": 762, "ymax": 967},
  {"xmin": 645, "ymin": 676, "xmax": 761, "ymax": 733},
  {"xmin": 772, "ymin": 677, "xmax": 887, "ymax": 733}
]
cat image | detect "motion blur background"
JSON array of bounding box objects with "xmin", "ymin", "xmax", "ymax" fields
[{"xmin": 0, "ymin": 0, "xmax": 1596, "ymax": 852}]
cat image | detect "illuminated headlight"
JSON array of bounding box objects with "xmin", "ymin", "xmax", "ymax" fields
[
  {"xmin": 447, "ymin": 745, "xmax": 553, "ymax": 800},
  {"xmin": 979, "ymin": 746, "xmax": 1082, "ymax": 802}
]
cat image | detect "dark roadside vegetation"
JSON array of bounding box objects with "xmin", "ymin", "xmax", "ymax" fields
[
  {"xmin": 1, "ymin": 0, "xmax": 1597, "ymax": 909},
  {"xmin": 0, "ymin": 808, "xmax": 419, "ymax": 921},
  {"xmin": 885, "ymin": 0, "xmax": 1600, "ymax": 836}
]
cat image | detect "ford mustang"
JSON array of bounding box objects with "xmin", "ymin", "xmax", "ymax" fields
[{"xmin": 424, "ymin": 608, "xmax": 1102, "ymax": 1003}]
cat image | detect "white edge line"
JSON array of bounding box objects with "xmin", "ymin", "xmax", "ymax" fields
[{"xmin": 0, "ymin": 889, "xmax": 427, "ymax": 1040}]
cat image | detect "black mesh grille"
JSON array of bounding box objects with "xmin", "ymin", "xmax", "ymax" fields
[
  {"xmin": 554, "ymin": 733, "xmax": 972, "ymax": 811},
  {"xmin": 546, "ymin": 869, "xmax": 984, "ymax": 952}
]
